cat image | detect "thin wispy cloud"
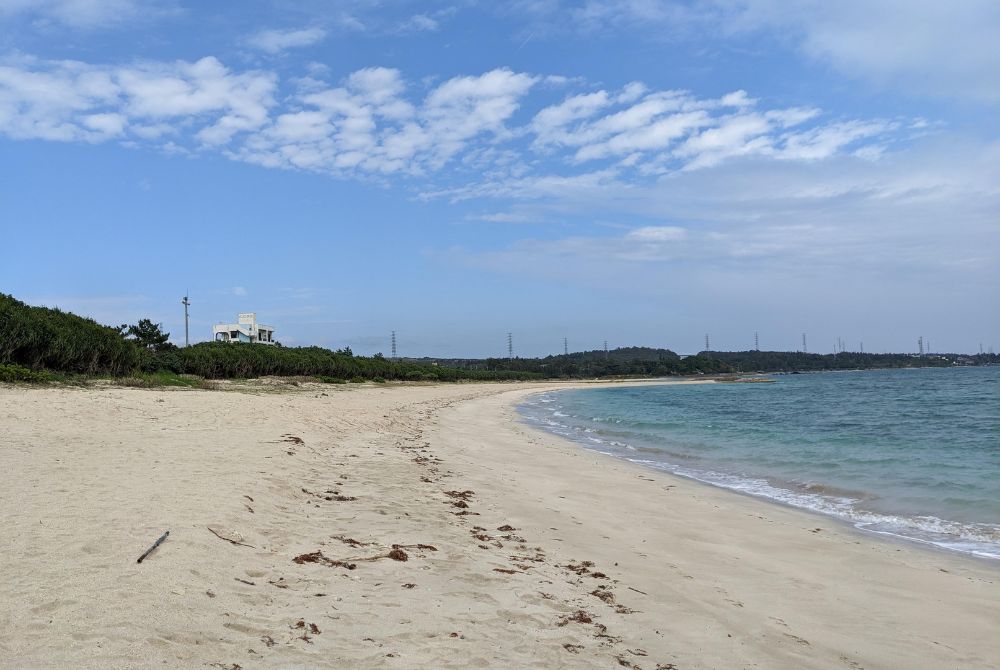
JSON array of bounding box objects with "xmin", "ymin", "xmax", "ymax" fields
[
  {"xmin": 246, "ymin": 27, "xmax": 327, "ymax": 54},
  {"xmin": 514, "ymin": 0, "xmax": 1000, "ymax": 103},
  {"xmin": 0, "ymin": 0, "xmax": 177, "ymax": 29}
]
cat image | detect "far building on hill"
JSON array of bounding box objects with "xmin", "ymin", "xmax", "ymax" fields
[{"xmin": 212, "ymin": 312, "xmax": 277, "ymax": 345}]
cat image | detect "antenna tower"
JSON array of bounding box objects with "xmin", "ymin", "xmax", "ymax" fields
[
  {"xmin": 918, "ymin": 336, "xmax": 924, "ymax": 356},
  {"xmin": 181, "ymin": 292, "xmax": 191, "ymax": 348},
  {"xmin": 604, "ymin": 340, "xmax": 609, "ymax": 360},
  {"xmin": 802, "ymin": 332, "xmax": 807, "ymax": 353},
  {"xmin": 754, "ymin": 331, "xmax": 759, "ymax": 351},
  {"xmin": 507, "ymin": 332, "xmax": 513, "ymax": 363},
  {"xmin": 563, "ymin": 337, "xmax": 568, "ymax": 356},
  {"xmin": 391, "ymin": 331, "xmax": 397, "ymax": 360}
]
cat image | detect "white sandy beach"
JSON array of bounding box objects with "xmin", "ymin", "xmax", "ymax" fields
[{"xmin": 1, "ymin": 380, "xmax": 997, "ymax": 669}]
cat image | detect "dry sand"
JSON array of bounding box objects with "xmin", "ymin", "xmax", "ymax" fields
[{"xmin": 1, "ymin": 380, "xmax": 997, "ymax": 669}]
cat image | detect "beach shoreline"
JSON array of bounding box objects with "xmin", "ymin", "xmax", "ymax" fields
[
  {"xmin": 1, "ymin": 380, "xmax": 997, "ymax": 669},
  {"xmin": 513, "ymin": 380, "xmax": 1000, "ymax": 566}
]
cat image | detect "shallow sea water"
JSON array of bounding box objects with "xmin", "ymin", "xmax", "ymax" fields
[{"xmin": 518, "ymin": 366, "xmax": 1000, "ymax": 559}]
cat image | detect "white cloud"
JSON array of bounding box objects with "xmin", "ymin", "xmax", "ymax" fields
[
  {"xmin": 0, "ymin": 54, "xmax": 916, "ymax": 183},
  {"xmin": 0, "ymin": 0, "xmax": 174, "ymax": 29},
  {"xmin": 239, "ymin": 67, "xmax": 537, "ymax": 175},
  {"xmin": 246, "ymin": 27, "xmax": 327, "ymax": 54},
  {"xmin": 452, "ymin": 139, "xmax": 1000, "ymax": 338},
  {"xmin": 626, "ymin": 225, "xmax": 686, "ymax": 241},
  {"xmin": 727, "ymin": 0, "xmax": 1000, "ymax": 102},
  {"xmin": 0, "ymin": 55, "xmax": 275, "ymax": 144},
  {"xmin": 536, "ymin": 0, "xmax": 1000, "ymax": 102},
  {"xmin": 396, "ymin": 14, "xmax": 438, "ymax": 33}
]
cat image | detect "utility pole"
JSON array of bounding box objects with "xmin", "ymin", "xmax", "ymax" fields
[
  {"xmin": 754, "ymin": 331, "xmax": 759, "ymax": 351},
  {"xmin": 507, "ymin": 332, "xmax": 513, "ymax": 364},
  {"xmin": 391, "ymin": 331, "xmax": 397, "ymax": 361},
  {"xmin": 181, "ymin": 292, "xmax": 190, "ymax": 348},
  {"xmin": 563, "ymin": 337, "xmax": 568, "ymax": 356}
]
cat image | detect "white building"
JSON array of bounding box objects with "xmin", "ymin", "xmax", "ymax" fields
[{"xmin": 213, "ymin": 313, "xmax": 277, "ymax": 345}]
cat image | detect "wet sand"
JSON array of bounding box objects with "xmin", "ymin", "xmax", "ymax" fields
[{"xmin": 1, "ymin": 380, "xmax": 997, "ymax": 669}]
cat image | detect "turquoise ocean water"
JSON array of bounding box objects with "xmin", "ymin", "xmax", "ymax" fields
[{"xmin": 518, "ymin": 367, "xmax": 1000, "ymax": 560}]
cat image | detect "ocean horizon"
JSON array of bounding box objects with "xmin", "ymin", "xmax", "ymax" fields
[{"xmin": 519, "ymin": 367, "xmax": 1000, "ymax": 560}]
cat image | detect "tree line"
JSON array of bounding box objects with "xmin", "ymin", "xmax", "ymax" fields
[{"xmin": 2, "ymin": 293, "xmax": 995, "ymax": 382}]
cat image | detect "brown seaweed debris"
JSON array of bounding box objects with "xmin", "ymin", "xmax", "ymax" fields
[
  {"xmin": 509, "ymin": 552, "xmax": 545, "ymax": 563},
  {"xmin": 444, "ymin": 490, "xmax": 475, "ymax": 501},
  {"xmin": 261, "ymin": 635, "xmax": 275, "ymax": 648},
  {"xmin": 402, "ymin": 583, "xmax": 417, "ymax": 589},
  {"xmin": 558, "ymin": 610, "xmax": 594, "ymax": 626},
  {"xmin": 591, "ymin": 588, "xmax": 615, "ymax": 604},
  {"xmin": 496, "ymin": 525, "xmax": 517, "ymax": 531},
  {"xmin": 293, "ymin": 551, "xmax": 357, "ymax": 570},
  {"xmin": 564, "ymin": 561, "xmax": 594, "ymax": 575},
  {"xmin": 282, "ymin": 434, "xmax": 304, "ymax": 444},
  {"xmin": 332, "ymin": 535, "xmax": 373, "ymax": 547},
  {"xmin": 563, "ymin": 644, "xmax": 584, "ymax": 654},
  {"xmin": 594, "ymin": 623, "xmax": 623, "ymax": 644},
  {"xmin": 295, "ymin": 545, "xmax": 418, "ymax": 568},
  {"xmin": 392, "ymin": 543, "xmax": 438, "ymax": 552},
  {"xmin": 493, "ymin": 568, "xmax": 518, "ymax": 574}
]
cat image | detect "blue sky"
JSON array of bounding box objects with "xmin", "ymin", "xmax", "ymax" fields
[{"xmin": 1, "ymin": 0, "xmax": 997, "ymax": 356}]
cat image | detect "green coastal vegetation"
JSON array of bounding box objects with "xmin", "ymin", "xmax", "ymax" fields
[
  {"xmin": 0, "ymin": 294, "xmax": 537, "ymax": 384},
  {"xmin": 1, "ymin": 292, "xmax": 996, "ymax": 385}
]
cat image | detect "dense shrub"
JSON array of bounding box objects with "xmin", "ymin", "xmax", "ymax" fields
[
  {"xmin": 0, "ymin": 293, "xmax": 143, "ymax": 375},
  {"xmin": 162, "ymin": 342, "xmax": 541, "ymax": 381},
  {"xmin": 0, "ymin": 363, "xmax": 52, "ymax": 383}
]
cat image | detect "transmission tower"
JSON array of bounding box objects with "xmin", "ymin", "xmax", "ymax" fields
[
  {"xmin": 802, "ymin": 332, "xmax": 807, "ymax": 353},
  {"xmin": 705, "ymin": 334, "xmax": 710, "ymax": 352},
  {"xmin": 603, "ymin": 340, "xmax": 609, "ymax": 360},
  {"xmin": 507, "ymin": 332, "xmax": 513, "ymax": 363},
  {"xmin": 918, "ymin": 336, "xmax": 924, "ymax": 355},
  {"xmin": 181, "ymin": 292, "xmax": 191, "ymax": 348},
  {"xmin": 754, "ymin": 331, "xmax": 759, "ymax": 351},
  {"xmin": 563, "ymin": 337, "xmax": 568, "ymax": 356},
  {"xmin": 860, "ymin": 342, "xmax": 864, "ymax": 354},
  {"xmin": 391, "ymin": 331, "xmax": 397, "ymax": 360}
]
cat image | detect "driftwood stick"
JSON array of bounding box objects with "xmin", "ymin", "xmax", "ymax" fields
[
  {"xmin": 207, "ymin": 527, "xmax": 256, "ymax": 548},
  {"xmin": 137, "ymin": 530, "xmax": 169, "ymax": 563}
]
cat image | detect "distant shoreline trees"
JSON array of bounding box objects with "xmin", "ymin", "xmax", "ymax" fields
[{"xmin": 1, "ymin": 293, "xmax": 996, "ymax": 382}]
